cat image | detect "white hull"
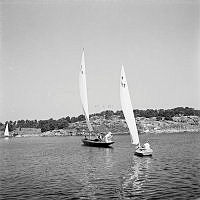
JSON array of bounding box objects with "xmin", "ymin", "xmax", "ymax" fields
[{"xmin": 135, "ymin": 148, "xmax": 153, "ymax": 156}]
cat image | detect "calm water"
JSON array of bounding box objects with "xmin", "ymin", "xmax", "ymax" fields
[{"xmin": 0, "ymin": 133, "xmax": 200, "ymax": 200}]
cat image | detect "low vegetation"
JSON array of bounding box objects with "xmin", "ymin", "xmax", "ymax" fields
[{"xmin": 0, "ymin": 107, "xmax": 200, "ymax": 135}]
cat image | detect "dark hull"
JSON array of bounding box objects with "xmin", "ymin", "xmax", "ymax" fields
[{"xmin": 82, "ymin": 139, "xmax": 114, "ymax": 147}]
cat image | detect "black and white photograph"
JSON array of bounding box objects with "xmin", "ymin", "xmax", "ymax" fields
[{"xmin": 0, "ymin": 0, "xmax": 200, "ymax": 199}]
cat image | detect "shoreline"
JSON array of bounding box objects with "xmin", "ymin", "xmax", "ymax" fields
[
  {"xmin": 1, "ymin": 129, "xmax": 199, "ymax": 138},
  {"xmin": 10, "ymin": 129, "xmax": 200, "ymax": 138},
  {"xmin": 2, "ymin": 115, "xmax": 200, "ymax": 137}
]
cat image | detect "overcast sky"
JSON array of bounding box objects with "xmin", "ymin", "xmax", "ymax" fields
[{"xmin": 0, "ymin": 0, "xmax": 199, "ymax": 122}]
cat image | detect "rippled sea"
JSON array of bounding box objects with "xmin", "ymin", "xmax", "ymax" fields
[{"xmin": 0, "ymin": 133, "xmax": 200, "ymax": 200}]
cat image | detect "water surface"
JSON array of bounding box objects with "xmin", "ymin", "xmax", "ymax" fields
[{"xmin": 0, "ymin": 133, "xmax": 200, "ymax": 199}]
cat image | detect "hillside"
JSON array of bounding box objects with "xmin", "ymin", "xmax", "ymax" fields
[
  {"xmin": 40, "ymin": 115, "xmax": 200, "ymax": 137},
  {"xmin": 1, "ymin": 107, "xmax": 200, "ymax": 137}
]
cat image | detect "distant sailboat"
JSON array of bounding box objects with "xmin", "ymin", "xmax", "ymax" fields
[
  {"xmin": 79, "ymin": 49, "xmax": 114, "ymax": 147},
  {"xmin": 4, "ymin": 123, "xmax": 10, "ymax": 138},
  {"xmin": 120, "ymin": 66, "xmax": 153, "ymax": 156}
]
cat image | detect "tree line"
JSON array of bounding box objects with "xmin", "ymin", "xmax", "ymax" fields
[
  {"xmin": 94, "ymin": 107, "xmax": 200, "ymax": 121},
  {"xmin": 1, "ymin": 107, "xmax": 199, "ymax": 132}
]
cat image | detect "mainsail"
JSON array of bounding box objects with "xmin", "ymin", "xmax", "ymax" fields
[
  {"xmin": 120, "ymin": 66, "xmax": 140, "ymax": 145},
  {"xmin": 4, "ymin": 123, "xmax": 9, "ymax": 137},
  {"xmin": 79, "ymin": 50, "xmax": 93, "ymax": 132}
]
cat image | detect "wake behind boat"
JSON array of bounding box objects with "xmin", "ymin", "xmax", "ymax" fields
[
  {"xmin": 79, "ymin": 49, "xmax": 114, "ymax": 147},
  {"xmin": 120, "ymin": 66, "xmax": 153, "ymax": 156}
]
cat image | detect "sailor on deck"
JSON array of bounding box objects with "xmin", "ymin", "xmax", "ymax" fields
[
  {"xmin": 104, "ymin": 132, "xmax": 113, "ymax": 143},
  {"xmin": 143, "ymin": 143, "xmax": 151, "ymax": 150},
  {"xmin": 137, "ymin": 142, "xmax": 151, "ymax": 150},
  {"xmin": 97, "ymin": 134, "xmax": 102, "ymax": 141}
]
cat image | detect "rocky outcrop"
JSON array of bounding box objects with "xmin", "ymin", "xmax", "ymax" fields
[
  {"xmin": 18, "ymin": 115, "xmax": 199, "ymax": 137},
  {"xmin": 63, "ymin": 115, "xmax": 200, "ymax": 135}
]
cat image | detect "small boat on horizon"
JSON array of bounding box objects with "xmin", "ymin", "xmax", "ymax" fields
[
  {"xmin": 79, "ymin": 49, "xmax": 114, "ymax": 147},
  {"xmin": 4, "ymin": 123, "xmax": 10, "ymax": 139},
  {"xmin": 120, "ymin": 65, "xmax": 153, "ymax": 156}
]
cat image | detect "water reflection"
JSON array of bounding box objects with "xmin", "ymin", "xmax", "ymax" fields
[
  {"xmin": 103, "ymin": 147, "xmax": 114, "ymax": 170},
  {"xmin": 78, "ymin": 147, "xmax": 114, "ymax": 199},
  {"xmin": 121, "ymin": 156, "xmax": 152, "ymax": 198}
]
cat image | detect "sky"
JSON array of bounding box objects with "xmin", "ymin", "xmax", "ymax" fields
[{"xmin": 0, "ymin": 0, "xmax": 199, "ymax": 122}]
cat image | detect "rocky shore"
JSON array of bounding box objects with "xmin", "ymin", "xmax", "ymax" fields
[
  {"xmin": 5, "ymin": 115, "xmax": 199, "ymax": 138},
  {"xmin": 21, "ymin": 115, "xmax": 200, "ymax": 137}
]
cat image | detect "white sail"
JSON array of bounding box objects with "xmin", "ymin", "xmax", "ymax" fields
[
  {"xmin": 79, "ymin": 50, "xmax": 93, "ymax": 132},
  {"xmin": 120, "ymin": 65, "xmax": 140, "ymax": 145},
  {"xmin": 4, "ymin": 123, "xmax": 9, "ymax": 137}
]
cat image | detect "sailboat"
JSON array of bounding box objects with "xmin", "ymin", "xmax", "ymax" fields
[
  {"xmin": 120, "ymin": 66, "xmax": 153, "ymax": 156},
  {"xmin": 4, "ymin": 123, "xmax": 10, "ymax": 138},
  {"xmin": 79, "ymin": 49, "xmax": 114, "ymax": 147}
]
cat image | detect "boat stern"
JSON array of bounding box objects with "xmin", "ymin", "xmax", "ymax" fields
[{"xmin": 134, "ymin": 148, "xmax": 153, "ymax": 157}]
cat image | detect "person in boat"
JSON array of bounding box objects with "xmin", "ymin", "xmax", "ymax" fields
[
  {"xmin": 104, "ymin": 132, "xmax": 113, "ymax": 143},
  {"xmin": 136, "ymin": 142, "xmax": 151, "ymax": 151},
  {"xmin": 97, "ymin": 133, "xmax": 103, "ymax": 141},
  {"xmin": 83, "ymin": 131, "xmax": 88, "ymax": 140},
  {"xmin": 143, "ymin": 143, "xmax": 151, "ymax": 150}
]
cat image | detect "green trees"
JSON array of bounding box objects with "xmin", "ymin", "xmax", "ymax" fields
[
  {"xmin": 77, "ymin": 114, "xmax": 85, "ymax": 121},
  {"xmin": 38, "ymin": 118, "xmax": 69, "ymax": 132},
  {"xmin": 114, "ymin": 110, "xmax": 124, "ymax": 119},
  {"xmin": 57, "ymin": 118, "xmax": 69, "ymax": 129},
  {"xmin": 104, "ymin": 110, "xmax": 114, "ymax": 120},
  {"xmin": 0, "ymin": 107, "xmax": 199, "ymax": 132},
  {"xmin": 70, "ymin": 117, "xmax": 78, "ymax": 123}
]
